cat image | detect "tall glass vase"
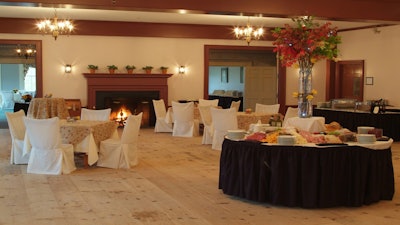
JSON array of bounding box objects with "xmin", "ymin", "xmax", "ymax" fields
[{"xmin": 298, "ymin": 60, "xmax": 313, "ymax": 118}]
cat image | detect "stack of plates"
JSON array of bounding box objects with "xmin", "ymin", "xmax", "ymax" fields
[
  {"xmin": 356, "ymin": 134, "xmax": 376, "ymax": 144},
  {"xmin": 227, "ymin": 130, "xmax": 246, "ymax": 140},
  {"xmin": 277, "ymin": 135, "xmax": 296, "ymax": 145}
]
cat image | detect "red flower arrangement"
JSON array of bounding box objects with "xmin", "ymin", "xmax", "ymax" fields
[{"xmin": 272, "ymin": 16, "xmax": 341, "ymax": 68}]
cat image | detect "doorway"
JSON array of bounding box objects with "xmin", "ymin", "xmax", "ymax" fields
[{"xmin": 204, "ymin": 45, "xmax": 285, "ymax": 112}]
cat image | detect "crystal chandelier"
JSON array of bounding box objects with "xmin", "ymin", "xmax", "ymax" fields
[
  {"xmin": 36, "ymin": 9, "xmax": 74, "ymax": 40},
  {"xmin": 234, "ymin": 18, "xmax": 264, "ymax": 45},
  {"xmin": 16, "ymin": 46, "xmax": 36, "ymax": 59}
]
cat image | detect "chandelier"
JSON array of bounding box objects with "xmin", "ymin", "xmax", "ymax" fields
[
  {"xmin": 234, "ymin": 18, "xmax": 264, "ymax": 45},
  {"xmin": 16, "ymin": 46, "xmax": 36, "ymax": 59},
  {"xmin": 36, "ymin": 9, "xmax": 74, "ymax": 40}
]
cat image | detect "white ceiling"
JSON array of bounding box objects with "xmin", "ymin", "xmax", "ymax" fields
[{"xmin": 0, "ymin": 5, "xmax": 388, "ymax": 30}]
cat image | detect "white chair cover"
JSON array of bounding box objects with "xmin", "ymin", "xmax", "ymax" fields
[
  {"xmin": 97, "ymin": 113, "xmax": 143, "ymax": 169},
  {"xmin": 171, "ymin": 101, "xmax": 199, "ymax": 137},
  {"xmin": 80, "ymin": 108, "xmax": 111, "ymax": 121},
  {"xmin": 255, "ymin": 103, "xmax": 280, "ymax": 114},
  {"xmin": 198, "ymin": 99, "xmax": 219, "ymax": 107},
  {"xmin": 24, "ymin": 117, "xmax": 76, "ymax": 175},
  {"xmin": 210, "ymin": 107, "xmax": 238, "ymax": 150},
  {"xmin": 283, "ymin": 107, "xmax": 298, "ymax": 127},
  {"xmin": 198, "ymin": 105, "xmax": 214, "ymax": 144},
  {"xmin": 5, "ymin": 109, "xmax": 30, "ymax": 164},
  {"xmin": 152, "ymin": 99, "xmax": 173, "ymax": 132},
  {"xmin": 230, "ymin": 100, "xmax": 241, "ymax": 112}
]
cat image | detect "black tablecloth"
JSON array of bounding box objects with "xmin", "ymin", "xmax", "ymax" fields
[
  {"xmin": 219, "ymin": 139, "xmax": 395, "ymax": 208},
  {"xmin": 13, "ymin": 102, "xmax": 29, "ymax": 115},
  {"xmin": 208, "ymin": 95, "xmax": 243, "ymax": 111},
  {"xmin": 313, "ymin": 108, "xmax": 400, "ymax": 141}
]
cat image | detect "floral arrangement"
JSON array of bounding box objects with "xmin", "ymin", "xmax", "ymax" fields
[
  {"xmin": 271, "ymin": 16, "xmax": 341, "ymax": 68},
  {"xmin": 21, "ymin": 94, "xmax": 32, "ymax": 102}
]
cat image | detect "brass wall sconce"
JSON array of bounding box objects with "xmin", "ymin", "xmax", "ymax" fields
[
  {"xmin": 178, "ymin": 66, "xmax": 186, "ymax": 74},
  {"xmin": 65, "ymin": 64, "xmax": 72, "ymax": 73}
]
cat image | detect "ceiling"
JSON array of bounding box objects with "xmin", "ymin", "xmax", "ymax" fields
[{"xmin": 0, "ymin": 4, "xmax": 396, "ymax": 31}]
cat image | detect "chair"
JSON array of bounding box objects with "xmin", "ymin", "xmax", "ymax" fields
[
  {"xmin": 24, "ymin": 117, "xmax": 76, "ymax": 175},
  {"xmin": 210, "ymin": 107, "xmax": 238, "ymax": 150},
  {"xmin": 230, "ymin": 100, "xmax": 241, "ymax": 112},
  {"xmin": 152, "ymin": 99, "xmax": 173, "ymax": 132},
  {"xmin": 171, "ymin": 101, "xmax": 199, "ymax": 137},
  {"xmin": 198, "ymin": 105, "xmax": 214, "ymax": 144},
  {"xmin": 198, "ymin": 99, "xmax": 219, "ymax": 107},
  {"xmin": 283, "ymin": 107, "xmax": 299, "ymax": 127},
  {"xmin": 80, "ymin": 108, "xmax": 111, "ymax": 121},
  {"xmin": 255, "ymin": 103, "xmax": 280, "ymax": 114},
  {"xmin": 97, "ymin": 113, "xmax": 143, "ymax": 169},
  {"xmin": 5, "ymin": 109, "xmax": 30, "ymax": 164}
]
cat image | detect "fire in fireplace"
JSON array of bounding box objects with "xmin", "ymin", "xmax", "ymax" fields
[{"xmin": 95, "ymin": 91, "xmax": 158, "ymax": 127}]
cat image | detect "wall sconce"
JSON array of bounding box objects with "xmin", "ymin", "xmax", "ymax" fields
[
  {"xmin": 178, "ymin": 66, "xmax": 186, "ymax": 74},
  {"xmin": 65, "ymin": 64, "xmax": 72, "ymax": 73}
]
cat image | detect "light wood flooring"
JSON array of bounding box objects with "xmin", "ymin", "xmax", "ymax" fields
[{"xmin": 0, "ymin": 127, "xmax": 400, "ymax": 225}]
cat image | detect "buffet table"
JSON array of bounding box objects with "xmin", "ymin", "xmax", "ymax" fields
[
  {"xmin": 219, "ymin": 139, "xmax": 394, "ymax": 208},
  {"xmin": 313, "ymin": 108, "xmax": 400, "ymax": 141}
]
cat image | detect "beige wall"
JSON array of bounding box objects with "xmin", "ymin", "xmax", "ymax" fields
[
  {"xmin": 339, "ymin": 25, "xmax": 400, "ymax": 106},
  {"xmin": 1, "ymin": 24, "xmax": 399, "ymax": 107}
]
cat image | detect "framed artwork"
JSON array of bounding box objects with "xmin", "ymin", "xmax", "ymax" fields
[
  {"xmin": 366, "ymin": 77, "xmax": 374, "ymax": 85},
  {"xmin": 221, "ymin": 67, "xmax": 229, "ymax": 83}
]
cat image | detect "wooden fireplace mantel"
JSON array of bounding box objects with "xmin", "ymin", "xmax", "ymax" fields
[{"xmin": 83, "ymin": 73, "xmax": 172, "ymax": 109}]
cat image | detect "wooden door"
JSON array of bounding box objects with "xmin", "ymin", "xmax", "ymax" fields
[
  {"xmin": 335, "ymin": 60, "xmax": 364, "ymax": 101},
  {"xmin": 244, "ymin": 66, "xmax": 277, "ymax": 110}
]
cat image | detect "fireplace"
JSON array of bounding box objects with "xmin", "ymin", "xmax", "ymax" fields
[
  {"xmin": 83, "ymin": 73, "xmax": 172, "ymax": 127},
  {"xmin": 96, "ymin": 91, "xmax": 158, "ymax": 127}
]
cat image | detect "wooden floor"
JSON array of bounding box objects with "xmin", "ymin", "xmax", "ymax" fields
[{"xmin": 0, "ymin": 127, "xmax": 400, "ymax": 225}]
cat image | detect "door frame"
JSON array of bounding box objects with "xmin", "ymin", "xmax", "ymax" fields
[{"xmin": 204, "ymin": 45, "xmax": 286, "ymax": 113}]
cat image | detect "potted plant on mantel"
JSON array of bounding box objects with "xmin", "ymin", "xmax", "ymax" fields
[
  {"xmin": 107, "ymin": 65, "xmax": 118, "ymax": 74},
  {"xmin": 160, "ymin": 66, "xmax": 168, "ymax": 74},
  {"xmin": 125, "ymin": 65, "xmax": 136, "ymax": 74},
  {"xmin": 87, "ymin": 65, "xmax": 98, "ymax": 74},
  {"xmin": 142, "ymin": 66, "xmax": 153, "ymax": 74}
]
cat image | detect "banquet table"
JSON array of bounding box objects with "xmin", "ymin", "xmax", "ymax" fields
[
  {"xmin": 27, "ymin": 98, "xmax": 70, "ymax": 119},
  {"xmin": 24, "ymin": 119, "xmax": 118, "ymax": 166},
  {"xmin": 219, "ymin": 138, "xmax": 395, "ymax": 208},
  {"xmin": 237, "ymin": 112, "xmax": 281, "ymax": 130}
]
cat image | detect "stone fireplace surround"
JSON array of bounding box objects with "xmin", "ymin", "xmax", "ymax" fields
[{"xmin": 83, "ymin": 73, "xmax": 172, "ymax": 126}]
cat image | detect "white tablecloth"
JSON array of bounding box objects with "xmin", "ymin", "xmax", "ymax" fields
[
  {"xmin": 24, "ymin": 120, "xmax": 118, "ymax": 166},
  {"xmin": 283, "ymin": 116, "xmax": 325, "ymax": 133}
]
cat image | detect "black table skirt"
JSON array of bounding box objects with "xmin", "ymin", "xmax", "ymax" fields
[
  {"xmin": 13, "ymin": 102, "xmax": 30, "ymax": 115},
  {"xmin": 313, "ymin": 108, "xmax": 400, "ymax": 141},
  {"xmin": 208, "ymin": 95, "xmax": 243, "ymax": 111},
  {"xmin": 219, "ymin": 139, "xmax": 395, "ymax": 208}
]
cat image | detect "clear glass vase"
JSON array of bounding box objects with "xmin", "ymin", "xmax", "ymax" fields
[{"xmin": 298, "ymin": 61, "xmax": 313, "ymax": 118}]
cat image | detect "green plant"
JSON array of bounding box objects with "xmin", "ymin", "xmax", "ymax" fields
[
  {"xmin": 160, "ymin": 66, "xmax": 168, "ymax": 70},
  {"xmin": 107, "ymin": 65, "xmax": 118, "ymax": 70},
  {"xmin": 87, "ymin": 64, "xmax": 98, "ymax": 70},
  {"xmin": 142, "ymin": 66, "xmax": 153, "ymax": 70},
  {"xmin": 125, "ymin": 65, "xmax": 136, "ymax": 70}
]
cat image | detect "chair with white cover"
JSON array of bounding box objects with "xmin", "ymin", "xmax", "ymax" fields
[
  {"xmin": 230, "ymin": 100, "xmax": 241, "ymax": 112},
  {"xmin": 24, "ymin": 117, "xmax": 76, "ymax": 175},
  {"xmin": 171, "ymin": 101, "xmax": 199, "ymax": 137},
  {"xmin": 210, "ymin": 107, "xmax": 238, "ymax": 150},
  {"xmin": 152, "ymin": 99, "xmax": 173, "ymax": 132},
  {"xmin": 198, "ymin": 105, "xmax": 214, "ymax": 144},
  {"xmin": 97, "ymin": 113, "xmax": 143, "ymax": 169},
  {"xmin": 255, "ymin": 103, "xmax": 280, "ymax": 114},
  {"xmin": 5, "ymin": 109, "xmax": 30, "ymax": 164},
  {"xmin": 198, "ymin": 99, "xmax": 219, "ymax": 107},
  {"xmin": 80, "ymin": 108, "xmax": 111, "ymax": 121},
  {"xmin": 283, "ymin": 107, "xmax": 299, "ymax": 127}
]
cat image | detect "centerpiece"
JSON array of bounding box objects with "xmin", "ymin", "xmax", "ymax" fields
[{"xmin": 272, "ymin": 16, "xmax": 341, "ymax": 118}]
